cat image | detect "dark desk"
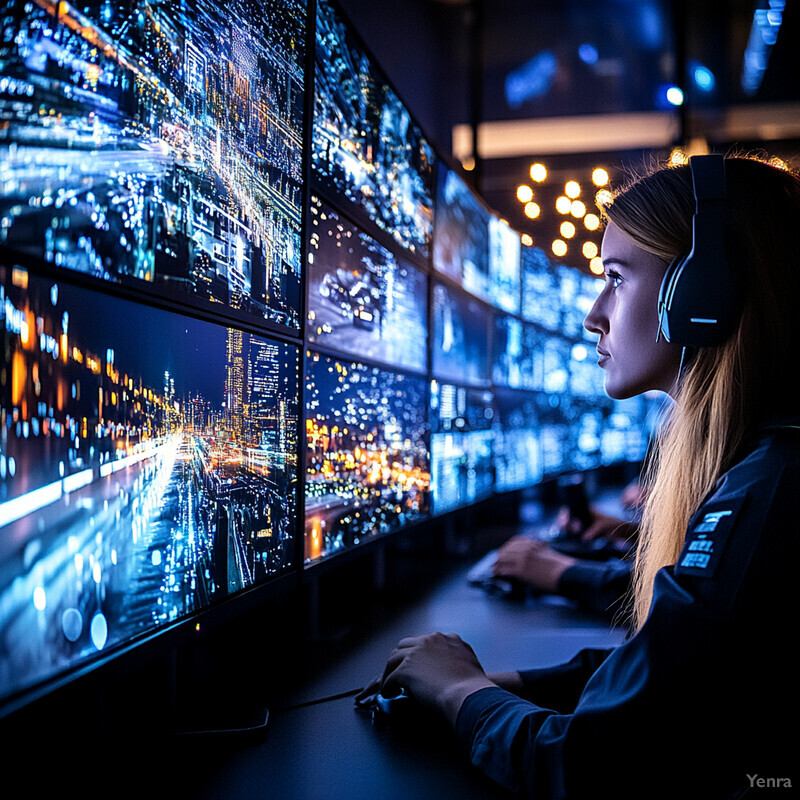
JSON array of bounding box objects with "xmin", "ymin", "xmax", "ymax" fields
[{"xmin": 177, "ymin": 565, "xmax": 625, "ymax": 800}]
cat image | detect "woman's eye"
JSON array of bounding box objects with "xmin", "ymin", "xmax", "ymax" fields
[{"xmin": 604, "ymin": 270, "xmax": 622, "ymax": 288}]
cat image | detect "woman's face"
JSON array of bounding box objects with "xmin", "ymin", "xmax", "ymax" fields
[{"xmin": 584, "ymin": 222, "xmax": 684, "ymax": 399}]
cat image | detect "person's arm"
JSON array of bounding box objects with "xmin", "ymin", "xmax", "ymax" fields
[
  {"xmin": 455, "ymin": 446, "xmax": 796, "ymax": 798},
  {"xmin": 488, "ymin": 646, "xmax": 614, "ymax": 711},
  {"xmin": 556, "ymin": 558, "xmax": 632, "ymax": 618}
]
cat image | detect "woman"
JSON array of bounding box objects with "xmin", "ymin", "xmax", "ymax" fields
[{"xmin": 358, "ymin": 154, "xmax": 799, "ymax": 798}]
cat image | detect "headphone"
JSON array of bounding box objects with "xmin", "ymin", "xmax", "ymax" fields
[{"xmin": 657, "ymin": 154, "xmax": 739, "ymax": 347}]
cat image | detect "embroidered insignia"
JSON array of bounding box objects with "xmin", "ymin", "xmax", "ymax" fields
[{"xmin": 676, "ymin": 496, "xmax": 746, "ymax": 578}]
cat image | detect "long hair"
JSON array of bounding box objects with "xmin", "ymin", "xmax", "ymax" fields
[{"xmin": 602, "ymin": 154, "xmax": 800, "ymax": 630}]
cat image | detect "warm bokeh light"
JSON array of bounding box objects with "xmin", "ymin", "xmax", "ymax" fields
[
  {"xmin": 769, "ymin": 156, "xmax": 789, "ymax": 171},
  {"xmin": 570, "ymin": 200, "xmax": 586, "ymax": 218},
  {"xmin": 555, "ymin": 195, "xmax": 572, "ymax": 214},
  {"xmin": 517, "ymin": 184, "xmax": 534, "ymax": 203},
  {"xmin": 530, "ymin": 162, "xmax": 547, "ymax": 182},
  {"xmin": 560, "ymin": 221, "xmax": 576, "ymax": 238},
  {"xmin": 462, "ymin": 156, "xmax": 476, "ymax": 171},
  {"xmin": 565, "ymin": 180, "xmax": 581, "ymax": 199},
  {"xmin": 582, "ymin": 241, "xmax": 598, "ymax": 259},
  {"xmin": 552, "ymin": 239, "xmax": 568, "ymax": 257},
  {"xmin": 584, "ymin": 213, "xmax": 600, "ymax": 230},
  {"xmin": 590, "ymin": 256, "xmax": 604, "ymax": 275},
  {"xmin": 520, "ymin": 233, "xmax": 534, "ymax": 246},
  {"xmin": 595, "ymin": 188, "xmax": 613, "ymax": 208},
  {"xmin": 524, "ymin": 201, "xmax": 540, "ymax": 219},
  {"xmin": 592, "ymin": 167, "xmax": 609, "ymax": 186},
  {"xmin": 669, "ymin": 147, "xmax": 689, "ymax": 166}
]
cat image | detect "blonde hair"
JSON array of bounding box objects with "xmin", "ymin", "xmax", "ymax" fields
[{"xmin": 603, "ymin": 154, "xmax": 800, "ymax": 630}]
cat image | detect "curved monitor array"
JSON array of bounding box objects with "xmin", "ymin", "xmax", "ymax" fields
[{"xmin": 0, "ymin": 0, "xmax": 659, "ymax": 718}]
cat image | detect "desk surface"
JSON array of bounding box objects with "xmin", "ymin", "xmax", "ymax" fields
[{"xmin": 175, "ymin": 565, "xmax": 625, "ymax": 800}]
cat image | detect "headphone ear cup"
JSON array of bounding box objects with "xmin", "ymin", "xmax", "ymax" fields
[{"xmin": 657, "ymin": 253, "xmax": 686, "ymax": 343}]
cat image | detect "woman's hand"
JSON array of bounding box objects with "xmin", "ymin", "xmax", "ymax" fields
[
  {"xmin": 492, "ymin": 536, "xmax": 577, "ymax": 592},
  {"xmin": 357, "ymin": 632, "xmax": 496, "ymax": 725}
]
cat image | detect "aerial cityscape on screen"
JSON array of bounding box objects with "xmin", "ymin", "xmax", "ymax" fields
[
  {"xmin": 0, "ymin": 266, "xmax": 300, "ymax": 702},
  {"xmin": 431, "ymin": 281, "xmax": 490, "ymax": 387},
  {"xmin": 312, "ymin": 0, "xmax": 434, "ymax": 258},
  {"xmin": 0, "ymin": 0, "xmax": 307, "ymax": 329},
  {"xmin": 433, "ymin": 165, "xmax": 492, "ymax": 301},
  {"xmin": 306, "ymin": 196, "xmax": 428, "ymax": 374},
  {"xmin": 304, "ymin": 351, "xmax": 430, "ymax": 561}
]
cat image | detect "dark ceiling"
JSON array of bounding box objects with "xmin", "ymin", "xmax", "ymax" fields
[{"xmin": 336, "ymin": 0, "xmax": 800, "ymax": 271}]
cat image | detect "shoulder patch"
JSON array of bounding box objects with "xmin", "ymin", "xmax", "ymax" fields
[{"xmin": 675, "ymin": 495, "xmax": 747, "ymax": 578}]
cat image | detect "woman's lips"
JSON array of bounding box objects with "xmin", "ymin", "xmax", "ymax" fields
[{"xmin": 597, "ymin": 346, "xmax": 610, "ymax": 366}]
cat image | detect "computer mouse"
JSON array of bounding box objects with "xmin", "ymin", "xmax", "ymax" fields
[{"xmin": 373, "ymin": 689, "xmax": 413, "ymax": 717}]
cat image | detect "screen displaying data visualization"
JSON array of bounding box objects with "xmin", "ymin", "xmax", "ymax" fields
[
  {"xmin": 431, "ymin": 281, "xmax": 490, "ymax": 387},
  {"xmin": 429, "ymin": 381, "xmax": 494, "ymax": 514},
  {"xmin": 433, "ymin": 164, "xmax": 492, "ymax": 302},
  {"xmin": 0, "ymin": 0, "xmax": 308, "ymax": 331},
  {"xmin": 304, "ymin": 352, "xmax": 430, "ymax": 561},
  {"xmin": 491, "ymin": 389, "xmax": 542, "ymax": 493},
  {"xmin": 306, "ymin": 196, "xmax": 428, "ymax": 374},
  {"xmin": 312, "ymin": 0, "xmax": 434, "ymax": 258},
  {"xmin": 0, "ymin": 265, "xmax": 300, "ymax": 706}
]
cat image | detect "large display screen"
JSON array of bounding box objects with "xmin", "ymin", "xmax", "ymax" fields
[
  {"xmin": 0, "ymin": 264, "xmax": 300, "ymax": 709},
  {"xmin": 429, "ymin": 380, "xmax": 494, "ymax": 514},
  {"xmin": 488, "ymin": 216, "xmax": 521, "ymax": 314},
  {"xmin": 520, "ymin": 247, "xmax": 601, "ymax": 337},
  {"xmin": 432, "ymin": 164, "xmax": 491, "ymax": 301},
  {"xmin": 312, "ymin": 0, "xmax": 434, "ymax": 258},
  {"xmin": 492, "ymin": 389, "xmax": 542, "ymax": 493},
  {"xmin": 0, "ymin": 0, "xmax": 307, "ymax": 331},
  {"xmin": 304, "ymin": 351, "xmax": 430, "ymax": 561},
  {"xmin": 520, "ymin": 246, "xmax": 563, "ymax": 330},
  {"xmin": 492, "ymin": 313, "xmax": 538, "ymax": 390},
  {"xmin": 431, "ymin": 281, "xmax": 490, "ymax": 387},
  {"xmin": 306, "ymin": 196, "xmax": 428, "ymax": 374}
]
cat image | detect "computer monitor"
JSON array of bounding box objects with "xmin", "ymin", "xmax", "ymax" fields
[
  {"xmin": 520, "ymin": 246, "xmax": 563, "ymax": 330},
  {"xmin": 429, "ymin": 380, "xmax": 494, "ymax": 514},
  {"xmin": 431, "ymin": 281, "xmax": 491, "ymax": 387},
  {"xmin": 312, "ymin": 0, "xmax": 434, "ymax": 259},
  {"xmin": 0, "ymin": 263, "xmax": 300, "ymax": 719},
  {"xmin": 306, "ymin": 196, "xmax": 428, "ymax": 374},
  {"xmin": 491, "ymin": 388, "xmax": 542, "ymax": 493},
  {"xmin": 0, "ymin": 0, "xmax": 307, "ymax": 332},
  {"xmin": 488, "ymin": 216, "xmax": 521, "ymax": 314},
  {"xmin": 304, "ymin": 351, "xmax": 430, "ymax": 562},
  {"xmin": 492, "ymin": 313, "xmax": 538, "ymax": 390},
  {"xmin": 432, "ymin": 163, "xmax": 492, "ymax": 302}
]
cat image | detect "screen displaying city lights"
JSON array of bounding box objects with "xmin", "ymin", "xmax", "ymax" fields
[
  {"xmin": 433, "ymin": 164, "xmax": 492, "ymax": 302},
  {"xmin": 492, "ymin": 389, "xmax": 542, "ymax": 493},
  {"xmin": 312, "ymin": 0, "xmax": 434, "ymax": 258},
  {"xmin": 488, "ymin": 216, "xmax": 521, "ymax": 314},
  {"xmin": 0, "ymin": 264, "xmax": 300, "ymax": 707},
  {"xmin": 304, "ymin": 351, "xmax": 430, "ymax": 562},
  {"xmin": 306, "ymin": 196, "xmax": 428, "ymax": 374},
  {"xmin": 492, "ymin": 313, "xmax": 539, "ymax": 390},
  {"xmin": 431, "ymin": 281, "xmax": 490, "ymax": 387},
  {"xmin": 429, "ymin": 380, "xmax": 494, "ymax": 514},
  {"xmin": 520, "ymin": 246, "xmax": 566, "ymax": 330},
  {"xmin": 0, "ymin": 0, "xmax": 307, "ymax": 330}
]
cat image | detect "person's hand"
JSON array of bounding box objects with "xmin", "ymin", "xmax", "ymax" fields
[
  {"xmin": 357, "ymin": 633, "xmax": 496, "ymax": 725},
  {"xmin": 492, "ymin": 536, "xmax": 577, "ymax": 592},
  {"xmin": 555, "ymin": 507, "xmax": 637, "ymax": 543}
]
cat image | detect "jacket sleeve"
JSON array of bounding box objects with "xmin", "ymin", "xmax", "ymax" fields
[
  {"xmin": 556, "ymin": 558, "xmax": 632, "ymax": 618},
  {"xmin": 515, "ymin": 647, "xmax": 612, "ymax": 712},
  {"xmin": 455, "ymin": 436, "xmax": 797, "ymax": 799}
]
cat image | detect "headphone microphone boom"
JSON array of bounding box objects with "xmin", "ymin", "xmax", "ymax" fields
[{"xmin": 657, "ymin": 154, "xmax": 739, "ymax": 347}]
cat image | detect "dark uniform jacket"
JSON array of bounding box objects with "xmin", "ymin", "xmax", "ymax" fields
[{"xmin": 455, "ymin": 423, "xmax": 799, "ymax": 798}]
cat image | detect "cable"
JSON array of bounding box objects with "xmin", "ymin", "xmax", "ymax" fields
[{"xmin": 271, "ymin": 687, "xmax": 363, "ymax": 714}]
